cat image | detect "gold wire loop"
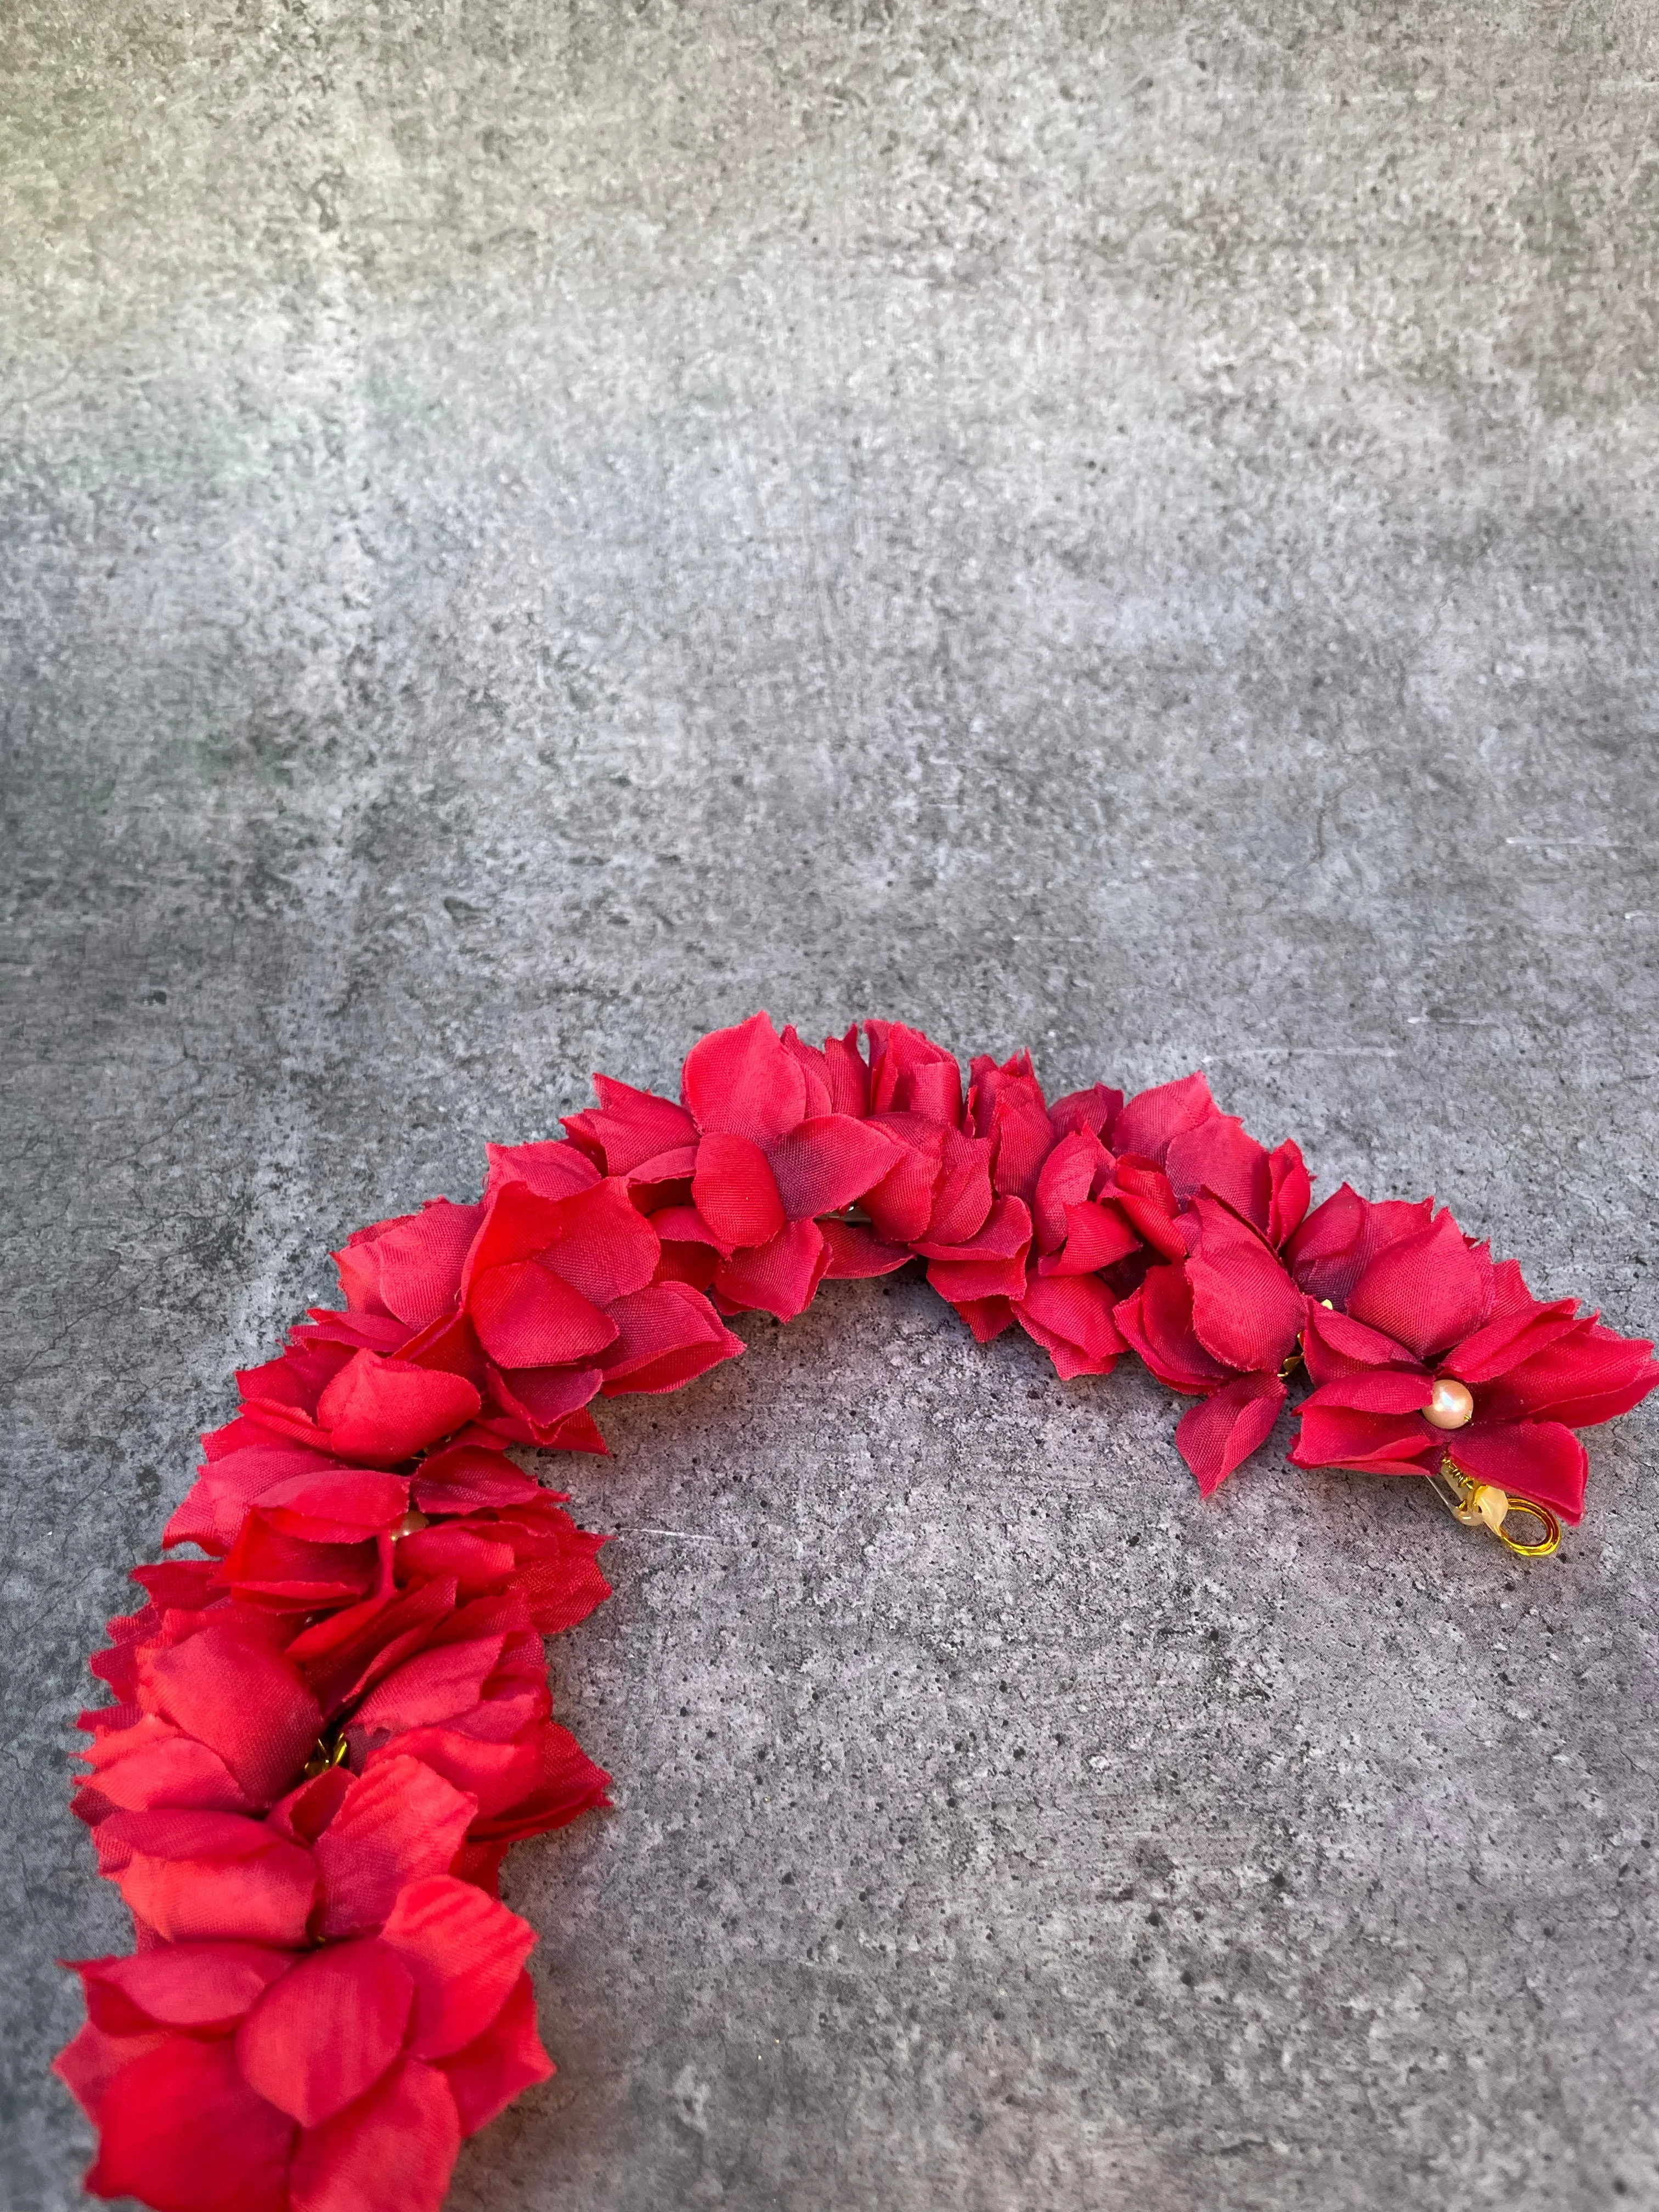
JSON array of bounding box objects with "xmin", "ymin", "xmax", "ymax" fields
[{"xmin": 1489, "ymin": 1495, "xmax": 1561, "ymax": 1558}]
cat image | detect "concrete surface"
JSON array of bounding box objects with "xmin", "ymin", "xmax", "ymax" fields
[{"xmin": 4, "ymin": 4, "xmax": 1659, "ymax": 2207}]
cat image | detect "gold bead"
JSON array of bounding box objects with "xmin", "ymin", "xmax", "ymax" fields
[
  {"xmin": 392, "ymin": 1508, "xmax": 431, "ymax": 1539},
  {"xmin": 1423, "ymin": 1376, "xmax": 1475, "ymax": 1430},
  {"xmin": 1473, "ymin": 1484, "xmax": 1510, "ymax": 1534}
]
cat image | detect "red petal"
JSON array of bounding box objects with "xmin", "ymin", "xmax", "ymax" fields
[
  {"xmin": 257, "ymin": 1469, "xmax": 409, "ymax": 1542},
  {"xmin": 353, "ymin": 1635, "xmax": 505, "ymax": 1732},
  {"xmin": 861, "ymin": 1121, "xmax": 945, "ymax": 1243},
  {"xmin": 1447, "ymin": 1420, "xmax": 1588, "ymax": 1522},
  {"xmin": 561, "ymin": 1074, "xmax": 697, "ymax": 1176},
  {"xmin": 334, "ymin": 1201, "xmax": 482, "ymax": 1328},
  {"xmin": 54, "ymin": 2019, "xmax": 169, "ymax": 2126},
  {"xmin": 394, "ymin": 1525, "xmax": 515, "ymax": 1598},
  {"xmin": 458, "ymin": 1179, "xmax": 577, "ymax": 1288},
  {"xmin": 918, "ymin": 1196, "xmax": 1032, "ymax": 1303},
  {"xmin": 923, "ymin": 1127, "xmax": 995, "ymax": 1246},
  {"xmin": 1184, "ymin": 1198, "xmax": 1304, "ymax": 1374},
  {"xmin": 311, "ymin": 1757, "xmax": 478, "ymax": 1940},
  {"xmin": 484, "ymin": 1362, "xmax": 604, "ymax": 1447},
  {"xmin": 75, "ymin": 1944, "xmax": 293, "ymax": 2034},
  {"xmin": 1037, "ymin": 1198, "xmax": 1143, "ymax": 1277},
  {"xmin": 816, "ymin": 1219, "xmax": 913, "ymax": 1279},
  {"xmin": 619, "ymin": 1143, "xmax": 698, "ymax": 1204},
  {"xmin": 597, "ymin": 1284, "xmax": 745, "ymax": 1395},
  {"xmin": 498, "ymin": 1515, "xmax": 612, "ymax": 1638},
  {"xmin": 1109, "ymin": 1159, "xmax": 1189, "ymax": 1263},
  {"xmin": 1165, "ymin": 1115, "xmax": 1271, "ymax": 1229},
  {"xmin": 87, "ymin": 2036, "xmax": 295, "ymax": 2212},
  {"xmin": 1300, "ymin": 1300, "xmax": 1417, "ymax": 1382},
  {"xmin": 433, "ymin": 1970, "xmax": 553, "ymax": 2135},
  {"xmin": 412, "ymin": 1443, "xmax": 542, "ymax": 1512},
  {"xmin": 301, "ymin": 1309, "xmax": 413, "ymax": 1355},
  {"xmin": 906, "ymin": 1059, "xmax": 964, "ymax": 1126},
  {"xmin": 482, "ymin": 1140, "xmax": 599, "ymax": 1203},
  {"xmin": 1347, "ymin": 1212, "xmax": 1494, "ymax": 1361},
  {"xmin": 1477, "ymin": 1318, "xmax": 1659, "ymax": 1427},
  {"xmin": 378, "ymin": 1875, "xmax": 537, "ymax": 2059},
  {"xmin": 1113, "ymin": 1263, "xmax": 1231, "ymax": 1395},
  {"xmin": 110, "ymin": 1814, "xmax": 318, "ymax": 1947},
  {"xmin": 537, "ymin": 1404, "xmax": 608, "ymax": 1453},
  {"xmin": 865, "ymin": 1021, "xmax": 962, "ymax": 1124},
  {"xmin": 778, "ymin": 1024, "xmax": 835, "ymax": 1116},
  {"xmin": 1047, "ymin": 1083, "xmax": 1123, "ymax": 1144},
  {"xmin": 77, "ymin": 1730, "xmax": 251, "ymax": 1817},
  {"xmin": 821, "ymin": 1024, "xmax": 871, "ymax": 1117},
  {"xmin": 465, "ymin": 1718, "xmax": 611, "ymax": 1841},
  {"xmin": 911, "ymin": 1193, "xmax": 1030, "ymax": 1263},
  {"xmin": 649, "ymin": 1238, "xmax": 723, "ymax": 1293},
  {"xmin": 1014, "ymin": 1273, "xmax": 1126, "ymax": 1378},
  {"xmin": 359, "ymin": 1730, "xmax": 529, "ymax": 1823},
  {"xmin": 288, "ymin": 2056, "xmax": 461, "ymax": 2212},
  {"xmin": 217, "ymin": 1518, "xmax": 379, "ymax": 1611},
  {"xmin": 467, "ymin": 1261, "xmax": 618, "ymax": 1370},
  {"xmin": 165, "ymin": 1440, "xmax": 334, "ymax": 1554},
  {"xmin": 691, "ymin": 1131, "xmax": 787, "ymax": 1249},
  {"xmin": 966, "ymin": 1053, "xmax": 1054, "ymax": 1201},
  {"xmin": 1285, "ymin": 1185, "xmax": 1435, "ymax": 1306},
  {"xmin": 1110, "ymin": 1071, "xmax": 1216, "ymax": 1165},
  {"xmin": 642, "ymin": 1202, "xmax": 721, "ymax": 1248},
  {"xmin": 1442, "ymin": 1299, "xmax": 1582, "ymax": 1385},
  {"xmin": 142, "ymin": 1628, "xmax": 321, "ymax": 1806},
  {"xmin": 1266, "ymin": 1140, "xmax": 1312, "ymax": 1246},
  {"xmin": 950, "ymin": 1295, "xmax": 1016, "ymax": 1343},
  {"xmin": 1175, "ymin": 1372, "xmax": 1287, "ymax": 1496},
  {"xmin": 768, "ymin": 1114, "xmax": 904, "ymax": 1220},
  {"xmin": 395, "ymin": 1310, "xmax": 490, "ymax": 1390},
  {"xmin": 1032, "ymin": 1130, "xmax": 1108, "ymax": 1252},
  {"xmin": 286, "ymin": 1580, "xmax": 456, "ymax": 1713},
  {"xmin": 681, "ymin": 1012, "xmax": 807, "ymax": 1145},
  {"xmin": 1288, "ymin": 1407, "xmax": 1432, "ymax": 1475},
  {"xmin": 1301, "ymin": 1370, "xmax": 1434, "ymax": 1415},
  {"xmin": 237, "ymin": 1939, "xmax": 414, "ymax": 2126},
  {"xmin": 537, "ymin": 1177, "xmax": 662, "ymax": 1304},
  {"xmin": 714, "ymin": 1218, "xmax": 829, "ymax": 1321},
  {"xmin": 316, "ymin": 1354, "xmax": 482, "ymax": 1464}
]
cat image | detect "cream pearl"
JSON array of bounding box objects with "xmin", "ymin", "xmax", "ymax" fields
[
  {"xmin": 1423, "ymin": 1376, "xmax": 1475, "ymax": 1430},
  {"xmin": 391, "ymin": 1508, "xmax": 431, "ymax": 1539}
]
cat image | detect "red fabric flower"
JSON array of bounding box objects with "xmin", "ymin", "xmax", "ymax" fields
[
  {"xmin": 1104, "ymin": 1074, "xmax": 1312, "ymax": 1493},
  {"xmin": 673, "ymin": 1013, "xmax": 909, "ymax": 1319},
  {"xmin": 57, "ymin": 1872, "xmax": 551, "ymax": 2212},
  {"xmin": 1285, "ymin": 1207, "xmax": 1659, "ymax": 1522},
  {"xmin": 918, "ymin": 1056, "xmax": 1126, "ymax": 1379}
]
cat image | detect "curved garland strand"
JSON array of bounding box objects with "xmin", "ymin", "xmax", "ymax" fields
[{"xmin": 57, "ymin": 1014, "xmax": 1659, "ymax": 2212}]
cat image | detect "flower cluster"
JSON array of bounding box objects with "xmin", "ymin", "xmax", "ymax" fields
[{"xmin": 61, "ymin": 1014, "xmax": 1658, "ymax": 2211}]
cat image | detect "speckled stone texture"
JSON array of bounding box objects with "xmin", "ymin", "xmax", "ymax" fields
[{"xmin": 4, "ymin": 4, "xmax": 1658, "ymax": 2208}]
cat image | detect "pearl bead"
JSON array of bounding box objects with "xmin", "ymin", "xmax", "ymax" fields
[
  {"xmin": 1423, "ymin": 1376, "xmax": 1475, "ymax": 1430},
  {"xmin": 392, "ymin": 1508, "xmax": 431, "ymax": 1539}
]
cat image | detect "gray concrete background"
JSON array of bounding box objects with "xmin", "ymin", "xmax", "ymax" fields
[{"xmin": 4, "ymin": 4, "xmax": 1658, "ymax": 2207}]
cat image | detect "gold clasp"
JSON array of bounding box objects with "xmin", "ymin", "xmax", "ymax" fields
[{"xmin": 1425, "ymin": 1457, "xmax": 1560, "ymax": 1559}]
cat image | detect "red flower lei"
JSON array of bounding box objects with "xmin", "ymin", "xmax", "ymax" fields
[{"xmin": 58, "ymin": 1014, "xmax": 1659, "ymax": 2212}]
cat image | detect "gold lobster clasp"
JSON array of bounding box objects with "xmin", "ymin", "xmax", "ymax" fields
[{"xmin": 1425, "ymin": 1457, "xmax": 1561, "ymax": 1559}]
